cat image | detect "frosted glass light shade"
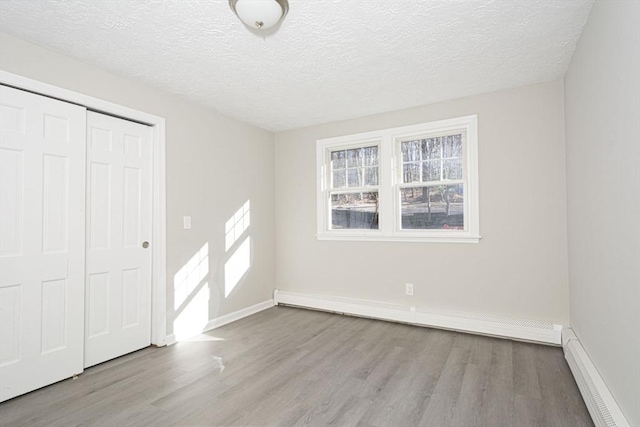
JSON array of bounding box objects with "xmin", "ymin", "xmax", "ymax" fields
[{"xmin": 229, "ymin": 0, "xmax": 289, "ymax": 30}]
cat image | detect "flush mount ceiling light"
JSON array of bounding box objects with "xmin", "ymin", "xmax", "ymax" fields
[{"xmin": 229, "ymin": 0, "xmax": 289, "ymax": 30}]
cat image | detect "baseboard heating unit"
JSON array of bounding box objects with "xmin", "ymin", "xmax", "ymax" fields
[
  {"xmin": 274, "ymin": 289, "xmax": 562, "ymax": 345},
  {"xmin": 562, "ymin": 329, "xmax": 630, "ymax": 427}
]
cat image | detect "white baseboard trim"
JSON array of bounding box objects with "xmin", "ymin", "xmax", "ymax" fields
[
  {"xmin": 562, "ymin": 328, "xmax": 630, "ymax": 427},
  {"xmin": 165, "ymin": 333, "xmax": 176, "ymax": 346},
  {"xmin": 164, "ymin": 299, "xmax": 275, "ymax": 345},
  {"xmin": 274, "ymin": 289, "xmax": 562, "ymax": 345}
]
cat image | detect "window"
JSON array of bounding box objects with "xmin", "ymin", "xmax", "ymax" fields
[
  {"xmin": 316, "ymin": 115, "xmax": 479, "ymax": 243},
  {"xmin": 328, "ymin": 145, "xmax": 380, "ymax": 230},
  {"xmin": 399, "ymin": 134, "xmax": 464, "ymax": 230}
]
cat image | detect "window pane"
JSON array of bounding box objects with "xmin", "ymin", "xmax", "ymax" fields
[
  {"xmin": 403, "ymin": 163, "xmax": 420, "ymax": 183},
  {"xmin": 331, "ymin": 146, "xmax": 379, "ymax": 189},
  {"xmin": 347, "ymin": 148, "xmax": 363, "ymax": 168},
  {"xmin": 331, "ymin": 192, "xmax": 379, "ymax": 229},
  {"xmin": 443, "ymin": 159, "xmax": 463, "ymax": 180},
  {"xmin": 364, "ymin": 167, "xmax": 378, "ymax": 186},
  {"xmin": 402, "ymin": 141, "xmax": 420, "ymax": 162},
  {"xmin": 422, "ymin": 137, "xmax": 442, "ymax": 160},
  {"xmin": 443, "ymin": 134, "xmax": 462, "ymax": 158},
  {"xmin": 347, "ymin": 168, "xmax": 361, "ymax": 187},
  {"xmin": 331, "ymin": 150, "xmax": 346, "ymax": 169},
  {"xmin": 400, "ymin": 185, "xmax": 464, "ymax": 230},
  {"xmin": 332, "ymin": 170, "xmax": 346, "ymax": 188},
  {"xmin": 422, "ymin": 160, "xmax": 441, "ymax": 182},
  {"xmin": 363, "ymin": 146, "xmax": 378, "ymax": 166}
]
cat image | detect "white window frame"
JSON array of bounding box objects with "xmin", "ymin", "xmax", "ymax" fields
[{"xmin": 316, "ymin": 115, "xmax": 480, "ymax": 243}]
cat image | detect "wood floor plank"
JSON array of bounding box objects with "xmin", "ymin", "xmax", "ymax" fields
[
  {"xmin": 0, "ymin": 306, "xmax": 593, "ymax": 427},
  {"xmin": 477, "ymin": 339, "xmax": 516, "ymax": 427},
  {"xmin": 513, "ymin": 341, "xmax": 543, "ymax": 399},
  {"xmin": 535, "ymin": 344, "xmax": 594, "ymax": 427},
  {"xmin": 419, "ymin": 346, "xmax": 471, "ymax": 427},
  {"xmin": 514, "ymin": 394, "xmax": 547, "ymax": 427},
  {"xmin": 449, "ymin": 362, "xmax": 488, "ymax": 427}
]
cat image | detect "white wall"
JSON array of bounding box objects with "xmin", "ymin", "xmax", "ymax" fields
[
  {"xmin": 276, "ymin": 80, "xmax": 570, "ymax": 324},
  {"xmin": 564, "ymin": 1, "xmax": 640, "ymax": 425},
  {"xmin": 0, "ymin": 32, "xmax": 276, "ymax": 337}
]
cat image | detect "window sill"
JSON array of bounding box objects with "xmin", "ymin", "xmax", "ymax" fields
[{"xmin": 316, "ymin": 233, "xmax": 481, "ymax": 243}]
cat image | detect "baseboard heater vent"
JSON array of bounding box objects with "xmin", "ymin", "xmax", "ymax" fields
[
  {"xmin": 562, "ymin": 329, "xmax": 630, "ymax": 427},
  {"xmin": 274, "ymin": 289, "xmax": 562, "ymax": 345}
]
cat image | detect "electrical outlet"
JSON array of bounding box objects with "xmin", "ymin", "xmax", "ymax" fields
[
  {"xmin": 183, "ymin": 216, "xmax": 192, "ymax": 229},
  {"xmin": 405, "ymin": 283, "xmax": 414, "ymax": 296}
]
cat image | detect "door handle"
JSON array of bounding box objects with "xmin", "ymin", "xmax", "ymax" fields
[{"xmin": 142, "ymin": 241, "xmax": 149, "ymax": 249}]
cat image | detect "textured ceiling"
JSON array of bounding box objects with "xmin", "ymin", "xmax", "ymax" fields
[{"xmin": 0, "ymin": 0, "xmax": 593, "ymax": 132}]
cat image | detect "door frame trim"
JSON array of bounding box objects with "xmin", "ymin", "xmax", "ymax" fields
[{"xmin": 1, "ymin": 70, "xmax": 168, "ymax": 346}]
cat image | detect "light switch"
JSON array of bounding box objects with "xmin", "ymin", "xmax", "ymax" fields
[{"xmin": 183, "ymin": 216, "xmax": 191, "ymax": 229}]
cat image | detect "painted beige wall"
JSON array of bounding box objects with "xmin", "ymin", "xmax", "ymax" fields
[
  {"xmin": 0, "ymin": 32, "xmax": 276, "ymax": 337},
  {"xmin": 564, "ymin": 1, "xmax": 640, "ymax": 425},
  {"xmin": 276, "ymin": 80, "xmax": 570, "ymax": 324}
]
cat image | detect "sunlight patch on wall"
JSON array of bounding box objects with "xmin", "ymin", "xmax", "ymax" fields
[
  {"xmin": 224, "ymin": 237, "xmax": 251, "ymax": 297},
  {"xmin": 225, "ymin": 200, "xmax": 250, "ymax": 251},
  {"xmin": 173, "ymin": 284, "xmax": 210, "ymax": 341},
  {"xmin": 174, "ymin": 243, "xmax": 209, "ymax": 310}
]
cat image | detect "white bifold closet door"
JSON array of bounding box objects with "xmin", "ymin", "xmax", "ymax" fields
[
  {"xmin": 0, "ymin": 85, "xmax": 86, "ymax": 401},
  {"xmin": 84, "ymin": 111, "xmax": 152, "ymax": 368}
]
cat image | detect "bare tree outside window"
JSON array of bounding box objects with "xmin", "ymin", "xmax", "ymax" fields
[
  {"xmin": 400, "ymin": 134, "xmax": 464, "ymax": 230},
  {"xmin": 329, "ymin": 145, "xmax": 380, "ymax": 230},
  {"xmin": 331, "ymin": 192, "xmax": 379, "ymax": 229}
]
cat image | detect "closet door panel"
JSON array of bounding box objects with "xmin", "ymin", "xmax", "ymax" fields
[
  {"xmin": 0, "ymin": 85, "xmax": 86, "ymax": 402},
  {"xmin": 85, "ymin": 111, "xmax": 152, "ymax": 368}
]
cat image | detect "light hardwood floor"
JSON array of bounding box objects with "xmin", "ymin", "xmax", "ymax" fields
[{"xmin": 0, "ymin": 306, "xmax": 592, "ymax": 427}]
